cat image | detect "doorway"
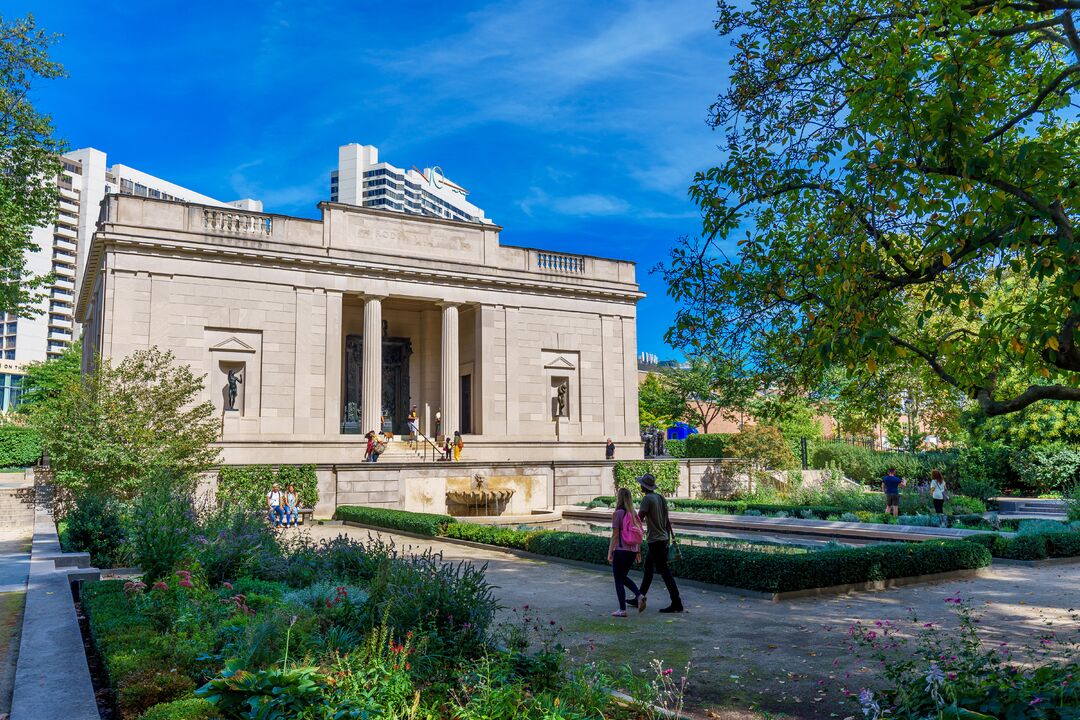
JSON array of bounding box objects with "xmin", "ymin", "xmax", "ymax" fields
[{"xmin": 460, "ymin": 374, "xmax": 472, "ymax": 435}]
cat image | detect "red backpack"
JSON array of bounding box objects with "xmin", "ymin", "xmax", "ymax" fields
[{"xmin": 619, "ymin": 509, "xmax": 645, "ymax": 547}]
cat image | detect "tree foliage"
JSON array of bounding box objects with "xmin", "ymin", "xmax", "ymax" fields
[
  {"xmin": 665, "ymin": 0, "xmax": 1080, "ymax": 417},
  {"xmin": 637, "ymin": 372, "xmax": 684, "ymax": 429},
  {"xmin": 30, "ymin": 347, "xmax": 220, "ymax": 498},
  {"xmin": 0, "ymin": 14, "xmax": 65, "ymax": 315},
  {"xmin": 17, "ymin": 338, "xmax": 80, "ymax": 410},
  {"xmin": 665, "ymin": 356, "xmax": 757, "ymax": 433}
]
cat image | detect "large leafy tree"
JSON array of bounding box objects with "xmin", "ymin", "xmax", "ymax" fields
[
  {"xmin": 0, "ymin": 14, "xmax": 64, "ymax": 314},
  {"xmin": 30, "ymin": 347, "xmax": 220, "ymax": 499},
  {"xmin": 666, "ymin": 0, "xmax": 1080, "ymax": 417},
  {"xmin": 666, "ymin": 356, "xmax": 757, "ymax": 433},
  {"xmin": 638, "ymin": 372, "xmax": 685, "ymax": 429},
  {"xmin": 16, "ymin": 338, "xmax": 79, "ymax": 410}
]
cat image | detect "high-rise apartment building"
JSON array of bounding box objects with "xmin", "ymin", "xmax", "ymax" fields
[
  {"xmin": 329, "ymin": 143, "xmax": 490, "ymax": 224},
  {"xmin": 1, "ymin": 148, "xmax": 259, "ymax": 410}
]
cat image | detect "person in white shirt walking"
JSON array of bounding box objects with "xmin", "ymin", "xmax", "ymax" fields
[{"xmin": 929, "ymin": 469, "xmax": 948, "ymax": 518}]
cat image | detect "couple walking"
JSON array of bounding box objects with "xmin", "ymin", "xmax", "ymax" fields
[{"xmin": 606, "ymin": 473, "xmax": 683, "ymax": 617}]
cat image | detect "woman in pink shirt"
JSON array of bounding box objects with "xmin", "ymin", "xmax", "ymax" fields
[{"xmin": 607, "ymin": 487, "xmax": 644, "ymax": 616}]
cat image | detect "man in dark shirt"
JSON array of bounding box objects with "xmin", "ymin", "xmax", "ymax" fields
[
  {"xmin": 637, "ymin": 473, "xmax": 683, "ymax": 613},
  {"xmin": 605, "ymin": 438, "xmax": 615, "ymax": 460},
  {"xmin": 881, "ymin": 467, "xmax": 905, "ymax": 517}
]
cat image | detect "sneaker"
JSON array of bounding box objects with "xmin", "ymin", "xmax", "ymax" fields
[
  {"xmin": 611, "ymin": 610, "xmax": 628, "ymax": 617},
  {"xmin": 658, "ymin": 604, "xmax": 684, "ymax": 614},
  {"xmin": 637, "ymin": 595, "xmax": 647, "ymax": 613}
]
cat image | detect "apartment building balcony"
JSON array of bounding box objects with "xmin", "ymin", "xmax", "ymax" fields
[
  {"xmin": 53, "ymin": 264, "xmax": 75, "ymax": 279},
  {"xmin": 59, "ymin": 185, "xmax": 79, "ymax": 201},
  {"xmin": 48, "ymin": 316, "xmax": 73, "ymax": 330},
  {"xmin": 48, "ymin": 329, "xmax": 72, "ymax": 343},
  {"xmin": 54, "ymin": 224, "xmax": 77, "ymax": 240},
  {"xmin": 55, "ymin": 236, "xmax": 77, "ymax": 253},
  {"xmin": 53, "ymin": 276, "xmax": 75, "ymax": 291}
]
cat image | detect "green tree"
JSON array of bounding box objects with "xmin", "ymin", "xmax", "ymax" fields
[
  {"xmin": 751, "ymin": 394, "xmax": 823, "ymax": 456},
  {"xmin": 637, "ymin": 372, "xmax": 684, "ymax": 429},
  {"xmin": 0, "ymin": 14, "xmax": 65, "ymax": 315},
  {"xmin": 665, "ymin": 0, "xmax": 1080, "ymax": 417},
  {"xmin": 666, "ymin": 356, "xmax": 756, "ymax": 433},
  {"xmin": 17, "ymin": 338, "xmax": 79, "ymax": 410},
  {"xmin": 30, "ymin": 347, "xmax": 220, "ymax": 498}
]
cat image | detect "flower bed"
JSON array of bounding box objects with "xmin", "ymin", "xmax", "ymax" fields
[
  {"xmin": 82, "ymin": 526, "xmax": 657, "ymax": 719},
  {"xmin": 335, "ymin": 506, "xmax": 991, "ymax": 594}
]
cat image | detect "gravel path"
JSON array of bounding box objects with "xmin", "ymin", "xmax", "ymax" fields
[{"xmin": 307, "ymin": 523, "xmax": 1080, "ymax": 719}]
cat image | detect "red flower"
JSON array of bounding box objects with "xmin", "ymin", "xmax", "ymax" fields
[
  {"xmin": 179, "ymin": 579, "xmax": 193, "ymax": 589},
  {"xmin": 223, "ymin": 582, "xmax": 233, "ymax": 590}
]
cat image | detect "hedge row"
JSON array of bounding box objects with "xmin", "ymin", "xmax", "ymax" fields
[
  {"xmin": 965, "ymin": 531, "xmax": 1080, "ymax": 561},
  {"xmin": 0, "ymin": 425, "xmax": 41, "ymax": 468},
  {"xmin": 612, "ymin": 460, "xmax": 680, "ymax": 497},
  {"xmin": 685, "ymin": 433, "xmax": 732, "ymax": 458},
  {"xmin": 217, "ymin": 465, "xmax": 318, "ymax": 512},
  {"xmin": 335, "ymin": 505, "xmax": 991, "ymax": 594},
  {"xmin": 334, "ymin": 506, "xmax": 453, "ymax": 537}
]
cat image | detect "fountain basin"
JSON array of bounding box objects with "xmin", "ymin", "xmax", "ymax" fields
[{"xmin": 446, "ymin": 488, "xmax": 516, "ymax": 517}]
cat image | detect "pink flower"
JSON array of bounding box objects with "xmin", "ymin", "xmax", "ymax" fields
[
  {"xmin": 662, "ymin": 668, "xmax": 674, "ymax": 676},
  {"xmin": 152, "ymin": 581, "xmax": 168, "ymax": 591},
  {"xmin": 223, "ymin": 582, "xmax": 233, "ymax": 590},
  {"xmin": 179, "ymin": 579, "xmax": 193, "ymax": 588},
  {"xmin": 1030, "ymin": 697, "xmax": 1044, "ymax": 706}
]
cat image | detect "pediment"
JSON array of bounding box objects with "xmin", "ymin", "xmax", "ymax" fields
[
  {"xmin": 544, "ymin": 355, "xmax": 576, "ymax": 370},
  {"xmin": 210, "ymin": 337, "xmax": 257, "ymax": 353}
]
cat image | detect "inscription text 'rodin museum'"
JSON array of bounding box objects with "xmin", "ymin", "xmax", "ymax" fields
[{"xmin": 76, "ymin": 196, "xmax": 643, "ymax": 515}]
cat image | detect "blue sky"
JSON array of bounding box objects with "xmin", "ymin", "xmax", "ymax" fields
[{"xmin": 11, "ymin": 1, "xmax": 730, "ymax": 358}]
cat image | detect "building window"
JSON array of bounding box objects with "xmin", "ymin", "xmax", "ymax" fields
[{"xmin": 4, "ymin": 351, "xmax": 14, "ymax": 360}]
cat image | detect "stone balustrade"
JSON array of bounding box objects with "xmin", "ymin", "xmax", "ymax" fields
[
  {"xmin": 203, "ymin": 208, "xmax": 273, "ymax": 236},
  {"xmin": 536, "ymin": 251, "xmax": 586, "ymax": 274}
]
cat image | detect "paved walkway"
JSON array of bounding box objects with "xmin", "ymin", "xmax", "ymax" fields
[{"xmin": 308, "ymin": 523, "xmax": 1080, "ymax": 719}]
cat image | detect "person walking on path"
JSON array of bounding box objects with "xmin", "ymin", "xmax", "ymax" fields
[
  {"xmin": 607, "ymin": 487, "xmax": 643, "ymax": 617},
  {"xmin": 929, "ymin": 469, "xmax": 947, "ymax": 518},
  {"xmin": 636, "ymin": 473, "xmax": 683, "ymax": 613},
  {"xmin": 605, "ymin": 438, "xmax": 615, "ymax": 460},
  {"xmin": 882, "ymin": 467, "xmax": 905, "ymax": 517},
  {"xmin": 266, "ymin": 482, "xmax": 285, "ymax": 527},
  {"xmin": 364, "ymin": 431, "xmax": 374, "ymax": 462},
  {"xmin": 453, "ymin": 430, "xmax": 463, "ymax": 461}
]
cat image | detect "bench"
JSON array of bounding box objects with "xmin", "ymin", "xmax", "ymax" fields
[{"xmin": 267, "ymin": 507, "xmax": 315, "ymax": 526}]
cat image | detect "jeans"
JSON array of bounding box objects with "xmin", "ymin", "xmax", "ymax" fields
[
  {"xmin": 269, "ymin": 505, "xmax": 285, "ymax": 526},
  {"xmin": 370, "ymin": 452, "xmax": 380, "ymax": 463},
  {"xmin": 612, "ymin": 549, "xmax": 640, "ymax": 611},
  {"xmin": 283, "ymin": 505, "xmax": 297, "ymax": 526},
  {"xmin": 640, "ymin": 540, "xmax": 681, "ymax": 606}
]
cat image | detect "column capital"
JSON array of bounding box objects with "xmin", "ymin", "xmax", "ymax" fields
[
  {"xmin": 362, "ymin": 294, "xmax": 387, "ymax": 302},
  {"xmin": 437, "ymin": 301, "xmax": 461, "ymax": 310}
]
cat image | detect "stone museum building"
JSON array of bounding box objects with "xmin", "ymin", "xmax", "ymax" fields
[{"xmin": 76, "ymin": 194, "xmax": 643, "ymax": 516}]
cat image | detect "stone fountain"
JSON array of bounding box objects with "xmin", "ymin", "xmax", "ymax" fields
[{"xmin": 445, "ymin": 473, "xmax": 516, "ymax": 517}]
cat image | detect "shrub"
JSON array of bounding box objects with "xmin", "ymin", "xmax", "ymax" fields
[
  {"xmin": 138, "ymin": 697, "xmax": 217, "ymax": 720},
  {"xmin": 1065, "ymin": 483, "xmax": 1080, "ymax": 522},
  {"xmin": 943, "ymin": 496, "xmax": 986, "ymax": 515},
  {"xmin": 195, "ymin": 505, "xmax": 283, "ymax": 585},
  {"xmin": 335, "ymin": 506, "xmax": 453, "ymax": 536},
  {"xmin": 62, "ymin": 493, "xmax": 130, "ymax": 568},
  {"xmin": 742, "ymin": 509, "xmax": 763, "ymax": 516},
  {"xmin": 612, "ymin": 460, "xmax": 680, "ymax": 498},
  {"xmin": 839, "ymin": 512, "xmax": 860, "ymax": 523},
  {"xmin": 954, "ymin": 444, "xmax": 1012, "ymax": 499},
  {"xmin": 811, "ymin": 443, "xmax": 878, "ymax": 482},
  {"xmin": 118, "ymin": 670, "xmax": 196, "ymax": 718},
  {"xmin": 1016, "ymin": 519, "xmax": 1070, "ymax": 535},
  {"xmin": 0, "ymin": 424, "xmax": 41, "ymax": 467},
  {"xmin": 443, "ymin": 522, "xmax": 541, "ymax": 549},
  {"xmin": 665, "ymin": 438, "xmax": 686, "ymax": 458},
  {"xmin": 685, "ymin": 433, "xmax": 733, "ymax": 458},
  {"xmin": 1010, "ymin": 444, "xmax": 1080, "ymax": 495},
  {"xmin": 726, "ymin": 425, "xmax": 795, "ymax": 470},
  {"xmin": 217, "ymin": 465, "xmax": 318, "ymax": 512},
  {"xmin": 128, "ymin": 479, "xmax": 197, "ymax": 582}
]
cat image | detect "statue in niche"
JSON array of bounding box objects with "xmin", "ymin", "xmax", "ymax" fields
[
  {"xmin": 555, "ymin": 380, "xmax": 568, "ymax": 418},
  {"xmin": 226, "ymin": 367, "xmax": 243, "ymax": 411}
]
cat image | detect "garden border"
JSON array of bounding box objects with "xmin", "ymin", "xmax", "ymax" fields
[
  {"xmin": 339, "ymin": 520, "xmax": 991, "ymax": 603},
  {"xmin": 11, "ymin": 505, "xmax": 100, "ymax": 720},
  {"xmin": 991, "ymin": 555, "xmax": 1080, "ymax": 568}
]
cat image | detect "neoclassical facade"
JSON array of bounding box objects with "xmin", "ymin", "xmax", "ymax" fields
[{"xmin": 76, "ymin": 195, "xmax": 643, "ymax": 474}]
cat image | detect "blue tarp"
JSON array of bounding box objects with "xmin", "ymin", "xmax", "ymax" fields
[{"xmin": 666, "ymin": 422, "xmax": 698, "ymax": 440}]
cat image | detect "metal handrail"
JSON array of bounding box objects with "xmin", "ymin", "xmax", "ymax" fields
[{"xmin": 414, "ymin": 432, "xmax": 443, "ymax": 462}]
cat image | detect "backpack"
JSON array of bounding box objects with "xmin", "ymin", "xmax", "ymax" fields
[
  {"xmin": 374, "ymin": 441, "xmax": 386, "ymax": 454},
  {"xmin": 619, "ymin": 509, "xmax": 644, "ymax": 547}
]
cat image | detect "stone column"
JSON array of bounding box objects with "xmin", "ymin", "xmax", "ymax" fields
[
  {"xmin": 323, "ymin": 291, "xmax": 343, "ymax": 435},
  {"xmin": 440, "ymin": 303, "xmax": 460, "ymax": 437},
  {"xmin": 361, "ymin": 296, "xmax": 383, "ymax": 435}
]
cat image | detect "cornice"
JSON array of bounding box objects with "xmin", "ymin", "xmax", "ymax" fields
[{"xmin": 77, "ymin": 227, "xmax": 644, "ymax": 321}]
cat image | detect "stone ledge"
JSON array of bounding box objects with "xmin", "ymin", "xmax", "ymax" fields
[{"xmin": 11, "ymin": 507, "xmax": 100, "ymax": 720}]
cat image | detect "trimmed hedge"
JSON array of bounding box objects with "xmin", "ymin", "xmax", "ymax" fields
[
  {"xmin": 613, "ymin": 460, "xmax": 680, "ymax": 497},
  {"xmin": 334, "ymin": 505, "xmax": 991, "ymax": 594},
  {"xmin": 685, "ymin": 433, "xmax": 733, "ymax": 458},
  {"xmin": 335, "ymin": 505, "xmax": 453, "ymax": 536},
  {"xmin": 665, "ymin": 439, "xmax": 687, "ymax": 458},
  {"xmin": 217, "ymin": 465, "xmax": 318, "ymax": 511},
  {"xmin": 967, "ymin": 531, "xmax": 1080, "ymax": 561},
  {"xmin": 0, "ymin": 424, "xmax": 41, "ymax": 467}
]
